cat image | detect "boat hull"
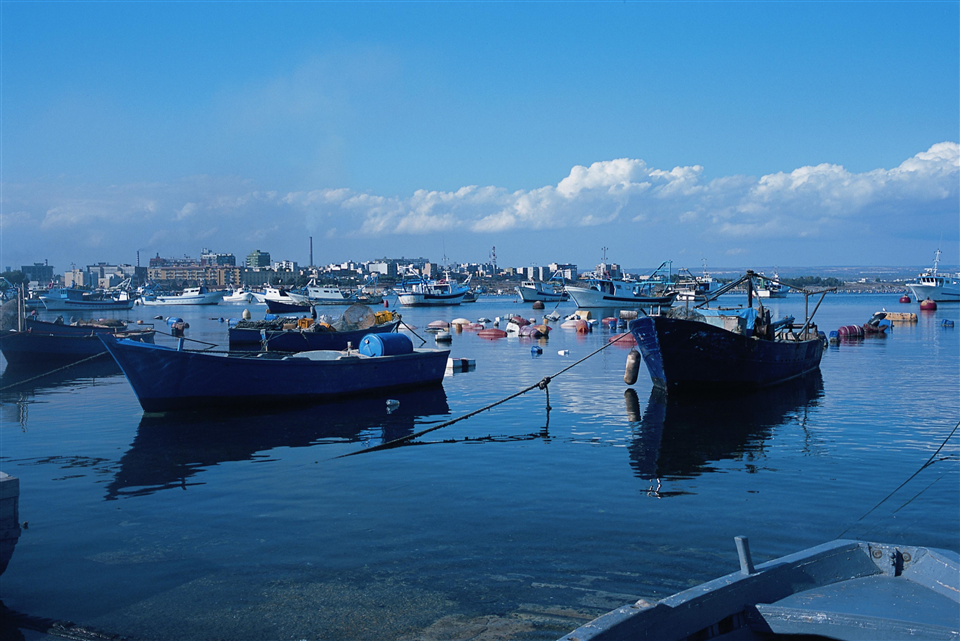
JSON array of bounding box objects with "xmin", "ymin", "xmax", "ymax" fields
[
  {"xmin": 516, "ymin": 285, "xmax": 568, "ymax": 303},
  {"xmin": 561, "ymin": 539, "xmax": 959, "ymax": 641},
  {"xmin": 397, "ymin": 292, "xmax": 466, "ymax": 306},
  {"xmin": 567, "ymin": 286, "xmax": 676, "ymax": 309},
  {"xmin": 228, "ymin": 320, "xmax": 402, "ymax": 352},
  {"xmin": 264, "ymin": 300, "xmax": 313, "ymax": 314},
  {"xmin": 629, "ymin": 316, "xmax": 823, "ymax": 392},
  {"xmin": 1, "ymin": 329, "xmax": 155, "ymax": 365},
  {"xmin": 100, "ymin": 336, "xmax": 450, "ymax": 412},
  {"xmin": 40, "ymin": 298, "xmax": 135, "ymax": 311},
  {"xmin": 141, "ymin": 292, "xmax": 224, "ymax": 306},
  {"xmin": 906, "ymin": 282, "xmax": 960, "ymax": 303}
]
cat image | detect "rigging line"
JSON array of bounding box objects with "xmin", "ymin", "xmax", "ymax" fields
[
  {"xmin": 0, "ymin": 352, "xmax": 109, "ymax": 391},
  {"xmin": 334, "ymin": 332, "xmax": 635, "ymax": 459},
  {"xmin": 838, "ymin": 420, "xmax": 960, "ymax": 538},
  {"xmin": 892, "ymin": 467, "xmax": 953, "ymax": 515}
]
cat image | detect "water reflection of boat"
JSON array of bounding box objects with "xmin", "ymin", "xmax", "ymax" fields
[
  {"xmin": 627, "ymin": 373, "xmax": 823, "ymax": 482},
  {"xmin": 0, "ymin": 357, "xmax": 123, "ymax": 395},
  {"xmin": 104, "ymin": 387, "xmax": 450, "ymax": 500}
]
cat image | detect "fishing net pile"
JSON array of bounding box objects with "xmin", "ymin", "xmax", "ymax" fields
[{"xmin": 233, "ymin": 304, "xmax": 379, "ymax": 332}]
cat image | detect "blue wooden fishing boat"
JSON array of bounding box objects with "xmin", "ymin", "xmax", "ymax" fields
[
  {"xmin": 228, "ymin": 319, "xmax": 401, "ymax": 352},
  {"xmin": 0, "ymin": 318, "xmax": 155, "ymax": 365},
  {"xmin": 561, "ymin": 537, "xmax": 959, "ymax": 641},
  {"xmin": 628, "ymin": 271, "xmax": 830, "ymax": 392},
  {"xmin": 99, "ymin": 334, "xmax": 449, "ymax": 412}
]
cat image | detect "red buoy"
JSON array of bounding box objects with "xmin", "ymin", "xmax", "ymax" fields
[
  {"xmin": 920, "ymin": 298, "xmax": 938, "ymax": 311},
  {"xmin": 899, "ymin": 295, "xmax": 911, "ymax": 304},
  {"xmin": 478, "ymin": 328, "xmax": 508, "ymax": 339},
  {"xmin": 837, "ymin": 325, "xmax": 865, "ymax": 338}
]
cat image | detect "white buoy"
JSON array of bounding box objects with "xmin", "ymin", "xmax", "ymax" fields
[
  {"xmin": 558, "ymin": 349, "xmax": 570, "ymax": 356},
  {"xmin": 242, "ymin": 308, "xmax": 252, "ymax": 320},
  {"xmin": 386, "ymin": 399, "xmax": 400, "ymax": 414}
]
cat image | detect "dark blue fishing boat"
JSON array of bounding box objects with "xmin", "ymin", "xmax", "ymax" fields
[
  {"xmin": 629, "ymin": 271, "xmax": 830, "ymax": 392},
  {"xmin": 0, "ymin": 318, "xmax": 155, "ymax": 365},
  {"xmin": 561, "ymin": 538, "xmax": 959, "ymax": 641},
  {"xmin": 228, "ymin": 318, "xmax": 402, "ymax": 352},
  {"xmin": 629, "ymin": 313, "xmax": 823, "ymax": 392},
  {"xmin": 264, "ymin": 300, "xmax": 313, "ymax": 314},
  {"xmin": 99, "ymin": 334, "xmax": 449, "ymax": 412}
]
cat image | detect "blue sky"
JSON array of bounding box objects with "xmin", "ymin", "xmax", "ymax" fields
[{"xmin": 2, "ymin": 2, "xmax": 958, "ymax": 273}]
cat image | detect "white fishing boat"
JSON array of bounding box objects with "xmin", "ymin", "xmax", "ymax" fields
[
  {"xmin": 40, "ymin": 288, "xmax": 135, "ymax": 311},
  {"xmin": 222, "ymin": 287, "xmax": 254, "ymax": 303},
  {"xmin": 396, "ymin": 275, "xmax": 469, "ymax": 306},
  {"xmin": 251, "ymin": 286, "xmax": 311, "ymax": 306},
  {"xmin": 673, "ymin": 262, "xmax": 721, "ymax": 301},
  {"xmin": 566, "ymin": 262, "xmax": 676, "ymax": 309},
  {"xmin": 141, "ymin": 285, "xmax": 224, "ymax": 306},
  {"xmin": 515, "ymin": 274, "xmax": 568, "ymax": 303},
  {"xmin": 906, "ymin": 249, "xmax": 960, "ymax": 303},
  {"xmin": 756, "ymin": 271, "xmax": 788, "ymax": 299},
  {"xmin": 305, "ymin": 280, "xmax": 356, "ymax": 305}
]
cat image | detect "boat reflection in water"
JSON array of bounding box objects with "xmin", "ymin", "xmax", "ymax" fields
[
  {"xmin": 104, "ymin": 387, "xmax": 450, "ymax": 501},
  {"xmin": 626, "ymin": 373, "xmax": 824, "ymax": 492}
]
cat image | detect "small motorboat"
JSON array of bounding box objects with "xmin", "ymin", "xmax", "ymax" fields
[{"xmin": 561, "ymin": 537, "xmax": 959, "ymax": 641}]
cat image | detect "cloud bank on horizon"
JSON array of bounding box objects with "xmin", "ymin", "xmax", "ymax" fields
[{"xmin": 3, "ymin": 142, "xmax": 958, "ymax": 270}]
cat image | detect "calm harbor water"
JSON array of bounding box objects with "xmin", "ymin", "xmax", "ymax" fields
[{"xmin": 2, "ymin": 293, "xmax": 958, "ymax": 640}]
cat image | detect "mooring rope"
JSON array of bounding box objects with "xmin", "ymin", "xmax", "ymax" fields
[
  {"xmin": 0, "ymin": 352, "xmax": 109, "ymax": 391},
  {"xmin": 838, "ymin": 420, "xmax": 959, "ymax": 538},
  {"xmin": 335, "ymin": 331, "xmax": 635, "ymax": 459}
]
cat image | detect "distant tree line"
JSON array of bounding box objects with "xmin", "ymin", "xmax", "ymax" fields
[
  {"xmin": 782, "ymin": 276, "xmax": 845, "ymax": 288},
  {"xmin": 0, "ymin": 270, "xmax": 29, "ymax": 288}
]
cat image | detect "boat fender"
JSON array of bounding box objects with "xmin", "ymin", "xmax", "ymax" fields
[{"xmin": 624, "ymin": 349, "xmax": 641, "ymax": 385}]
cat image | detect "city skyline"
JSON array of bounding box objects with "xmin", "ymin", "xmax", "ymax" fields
[{"xmin": 2, "ymin": 3, "xmax": 958, "ymax": 272}]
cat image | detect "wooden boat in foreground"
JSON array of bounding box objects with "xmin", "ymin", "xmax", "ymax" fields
[
  {"xmin": 100, "ymin": 334, "xmax": 449, "ymax": 412},
  {"xmin": 561, "ymin": 537, "xmax": 959, "ymax": 641}
]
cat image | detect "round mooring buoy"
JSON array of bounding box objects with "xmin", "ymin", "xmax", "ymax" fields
[
  {"xmin": 920, "ymin": 299, "xmax": 938, "ymax": 311},
  {"xmin": 624, "ymin": 348, "xmax": 642, "ymax": 385},
  {"xmin": 899, "ymin": 295, "xmax": 911, "ymax": 304},
  {"xmin": 532, "ymin": 301, "xmax": 545, "ymax": 310}
]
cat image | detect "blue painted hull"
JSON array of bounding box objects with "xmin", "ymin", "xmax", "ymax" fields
[
  {"xmin": 100, "ymin": 335, "xmax": 450, "ymax": 412},
  {"xmin": 265, "ymin": 300, "xmax": 312, "ymax": 314},
  {"xmin": 628, "ymin": 316, "xmax": 823, "ymax": 392},
  {"xmin": 228, "ymin": 320, "xmax": 401, "ymax": 352},
  {"xmin": 561, "ymin": 539, "xmax": 959, "ymax": 641},
  {"xmin": 0, "ymin": 328, "xmax": 155, "ymax": 365}
]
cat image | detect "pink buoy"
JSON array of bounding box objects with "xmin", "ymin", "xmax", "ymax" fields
[
  {"xmin": 899, "ymin": 295, "xmax": 911, "ymax": 304},
  {"xmin": 920, "ymin": 299, "xmax": 938, "ymax": 311}
]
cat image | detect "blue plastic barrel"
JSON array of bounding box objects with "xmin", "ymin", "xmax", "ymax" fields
[
  {"xmin": 358, "ymin": 333, "xmax": 414, "ymax": 357},
  {"xmin": 943, "ymin": 319, "xmax": 955, "ymax": 328},
  {"xmin": 166, "ymin": 317, "xmax": 183, "ymax": 326}
]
